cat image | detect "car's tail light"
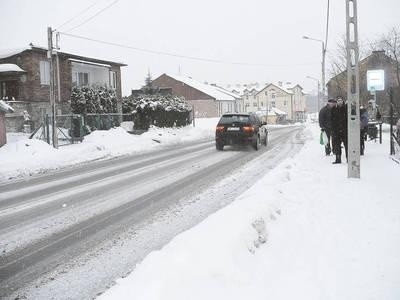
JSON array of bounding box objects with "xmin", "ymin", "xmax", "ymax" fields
[
  {"xmin": 242, "ymin": 126, "xmax": 254, "ymax": 133},
  {"xmin": 216, "ymin": 126, "xmax": 225, "ymax": 132}
]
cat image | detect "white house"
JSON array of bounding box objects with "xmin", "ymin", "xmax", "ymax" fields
[{"xmin": 255, "ymin": 82, "xmax": 306, "ymax": 121}]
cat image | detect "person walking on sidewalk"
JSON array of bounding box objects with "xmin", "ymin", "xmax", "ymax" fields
[
  {"xmin": 331, "ymin": 97, "xmax": 348, "ymax": 164},
  {"xmin": 360, "ymin": 106, "xmax": 369, "ymax": 155},
  {"xmin": 319, "ymin": 98, "xmax": 336, "ymax": 155}
]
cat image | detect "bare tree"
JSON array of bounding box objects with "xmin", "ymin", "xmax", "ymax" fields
[
  {"xmin": 327, "ymin": 36, "xmax": 347, "ymax": 98},
  {"xmin": 373, "ymin": 26, "xmax": 400, "ymax": 87},
  {"xmin": 370, "ymin": 27, "xmax": 400, "ymax": 115},
  {"xmin": 327, "ymin": 35, "xmax": 368, "ymax": 99},
  {"xmin": 327, "ymin": 28, "xmax": 400, "ymax": 114}
]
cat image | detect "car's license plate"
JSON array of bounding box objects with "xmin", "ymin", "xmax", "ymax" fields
[{"xmin": 227, "ymin": 127, "xmax": 240, "ymax": 131}]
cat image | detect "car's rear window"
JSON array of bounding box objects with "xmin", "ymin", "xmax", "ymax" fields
[{"xmin": 218, "ymin": 115, "xmax": 250, "ymax": 124}]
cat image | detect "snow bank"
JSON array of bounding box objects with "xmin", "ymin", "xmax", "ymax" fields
[
  {"xmin": 98, "ymin": 123, "xmax": 400, "ymax": 300},
  {"xmin": 0, "ymin": 119, "xmax": 217, "ymax": 181}
]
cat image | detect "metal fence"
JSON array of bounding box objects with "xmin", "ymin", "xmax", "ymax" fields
[{"xmin": 30, "ymin": 113, "xmax": 133, "ymax": 146}]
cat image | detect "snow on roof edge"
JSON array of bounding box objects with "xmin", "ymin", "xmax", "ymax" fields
[
  {"xmin": 0, "ymin": 64, "xmax": 26, "ymax": 73},
  {"xmin": 0, "ymin": 47, "xmax": 31, "ymax": 59},
  {"xmin": 165, "ymin": 74, "xmax": 237, "ymax": 101}
]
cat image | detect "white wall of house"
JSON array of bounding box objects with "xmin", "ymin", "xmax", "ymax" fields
[
  {"xmin": 243, "ymin": 91, "xmax": 267, "ymax": 112},
  {"xmin": 232, "ymin": 83, "xmax": 306, "ymax": 121},
  {"xmin": 71, "ymin": 62, "xmax": 112, "ymax": 87},
  {"xmin": 216, "ymin": 100, "xmax": 238, "ymax": 116},
  {"xmin": 290, "ymin": 86, "xmax": 307, "ymax": 121},
  {"xmin": 257, "ymin": 85, "xmax": 293, "ymax": 119}
]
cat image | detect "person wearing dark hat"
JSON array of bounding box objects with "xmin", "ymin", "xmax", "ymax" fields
[
  {"xmin": 319, "ymin": 98, "xmax": 336, "ymax": 155},
  {"xmin": 331, "ymin": 97, "xmax": 348, "ymax": 164}
]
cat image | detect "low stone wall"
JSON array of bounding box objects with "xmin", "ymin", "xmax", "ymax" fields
[{"xmin": 5, "ymin": 101, "xmax": 71, "ymax": 132}]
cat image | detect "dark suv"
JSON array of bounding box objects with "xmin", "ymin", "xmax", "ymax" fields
[{"xmin": 215, "ymin": 113, "xmax": 268, "ymax": 151}]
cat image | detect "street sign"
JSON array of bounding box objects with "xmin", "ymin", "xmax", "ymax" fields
[{"xmin": 367, "ymin": 69, "xmax": 385, "ymax": 91}]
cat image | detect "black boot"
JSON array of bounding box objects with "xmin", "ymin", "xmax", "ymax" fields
[{"xmin": 332, "ymin": 155, "xmax": 341, "ymax": 164}]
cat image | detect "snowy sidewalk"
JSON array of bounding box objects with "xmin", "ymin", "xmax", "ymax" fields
[{"xmin": 98, "ymin": 124, "xmax": 400, "ymax": 300}]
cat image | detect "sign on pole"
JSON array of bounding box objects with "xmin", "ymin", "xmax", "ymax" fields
[{"xmin": 367, "ymin": 69, "xmax": 385, "ymax": 91}]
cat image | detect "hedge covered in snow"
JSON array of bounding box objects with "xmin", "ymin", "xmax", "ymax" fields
[
  {"xmin": 122, "ymin": 94, "xmax": 192, "ymax": 130},
  {"xmin": 70, "ymin": 86, "xmax": 118, "ymax": 114},
  {"xmin": 70, "ymin": 86, "xmax": 119, "ymax": 133}
]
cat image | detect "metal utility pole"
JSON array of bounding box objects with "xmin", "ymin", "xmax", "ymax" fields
[
  {"xmin": 306, "ymin": 76, "xmax": 320, "ymax": 112},
  {"xmin": 346, "ymin": 0, "xmax": 360, "ymax": 178},
  {"xmin": 321, "ymin": 42, "xmax": 326, "ymax": 102},
  {"xmin": 55, "ymin": 32, "xmax": 62, "ymax": 106},
  {"xmin": 389, "ymin": 88, "xmax": 395, "ymax": 155},
  {"xmin": 47, "ymin": 27, "xmax": 58, "ymax": 148},
  {"xmin": 303, "ymin": 36, "xmax": 326, "ymax": 105}
]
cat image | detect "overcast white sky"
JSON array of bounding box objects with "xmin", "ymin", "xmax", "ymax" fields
[{"xmin": 1, "ymin": 0, "xmax": 399, "ymax": 96}]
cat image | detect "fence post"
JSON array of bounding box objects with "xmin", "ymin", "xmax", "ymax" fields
[
  {"xmin": 192, "ymin": 105, "xmax": 195, "ymax": 127},
  {"xmin": 70, "ymin": 114, "xmax": 74, "ymax": 144},
  {"xmin": 46, "ymin": 114, "xmax": 50, "ymax": 145},
  {"xmin": 390, "ymin": 88, "xmax": 395, "ymax": 155}
]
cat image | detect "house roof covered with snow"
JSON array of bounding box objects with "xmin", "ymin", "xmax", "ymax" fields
[
  {"xmin": 271, "ymin": 107, "xmax": 287, "ymax": 115},
  {"xmin": 165, "ymin": 74, "xmax": 237, "ymax": 101},
  {"xmin": 257, "ymin": 107, "xmax": 287, "ymax": 116},
  {"xmin": 227, "ymin": 83, "xmax": 267, "ymax": 95},
  {"xmin": 0, "ymin": 45, "xmax": 127, "ymax": 67},
  {"xmin": 0, "ymin": 47, "xmax": 32, "ymax": 60},
  {"xmin": 256, "ymin": 82, "xmax": 305, "ymax": 96},
  {"xmin": 0, "ymin": 100, "xmax": 15, "ymax": 113},
  {"xmin": 0, "ymin": 64, "xmax": 26, "ymax": 73},
  {"xmin": 213, "ymin": 86, "xmax": 242, "ymax": 100}
]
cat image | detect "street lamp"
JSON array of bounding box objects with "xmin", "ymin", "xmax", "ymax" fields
[
  {"xmin": 306, "ymin": 76, "xmax": 320, "ymax": 112},
  {"xmin": 303, "ymin": 35, "xmax": 326, "ymax": 102}
]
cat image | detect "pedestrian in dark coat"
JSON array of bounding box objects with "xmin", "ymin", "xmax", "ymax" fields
[
  {"xmin": 360, "ymin": 106, "xmax": 369, "ymax": 155},
  {"xmin": 331, "ymin": 97, "xmax": 348, "ymax": 164},
  {"xmin": 319, "ymin": 99, "xmax": 336, "ymax": 155}
]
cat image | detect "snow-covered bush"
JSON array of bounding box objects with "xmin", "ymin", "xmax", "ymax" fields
[
  {"xmin": 122, "ymin": 94, "xmax": 192, "ymax": 130},
  {"xmin": 70, "ymin": 86, "xmax": 118, "ymax": 114},
  {"xmin": 70, "ymin": 86, "xmax": 119, "ymax": 132}
]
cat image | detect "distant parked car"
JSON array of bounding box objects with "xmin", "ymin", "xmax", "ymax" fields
[{"xmin": 215, "ymin": 113, "xmax": 268, "ymax": 151}]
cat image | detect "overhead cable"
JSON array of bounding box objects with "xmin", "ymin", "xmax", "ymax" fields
[
  {"xmin": 56, "ymin": 0, "xmax": 100, "ymax": 30},
  {"xmin": 64, "ymin": 0, "xmax": 120, "ymax": 33},
  {"xmin": 58, "ymin": 31, "xmax": 319, "ymax": 68}
]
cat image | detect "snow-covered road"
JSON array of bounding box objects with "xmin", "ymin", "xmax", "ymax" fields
[{"xmin": 1, "ymin": 126, "xmax": 305, "ymax": 299}]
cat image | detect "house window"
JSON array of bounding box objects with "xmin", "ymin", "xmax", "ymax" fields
[
  {"xmin": 40, "ymin": 60, "xmax": 50, "ymax": 85},
  {"xmin": 253, "ymin": 102, "xmax": 257, "ymax": 107},
  {"xmin": 75, "ymin": 72, "xmax": 89, "ymax": 87},
  {"xmin": 260, "ymin": 101, "xmax": 264, "ymax": 106},
  {"xmin": 110, "ymin": 71, "xmax": 117, "ymax": 89},
  {"xmin": 271, "ymin": 93, "xmax": 276, "ymax": 99},
  {"xmin": 284, "ymin": 101, "xmax": 287, "ymax": 106},
  {"xmin": 271, "ymin": 101, "xmax": 276, "ymax": 107}
]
